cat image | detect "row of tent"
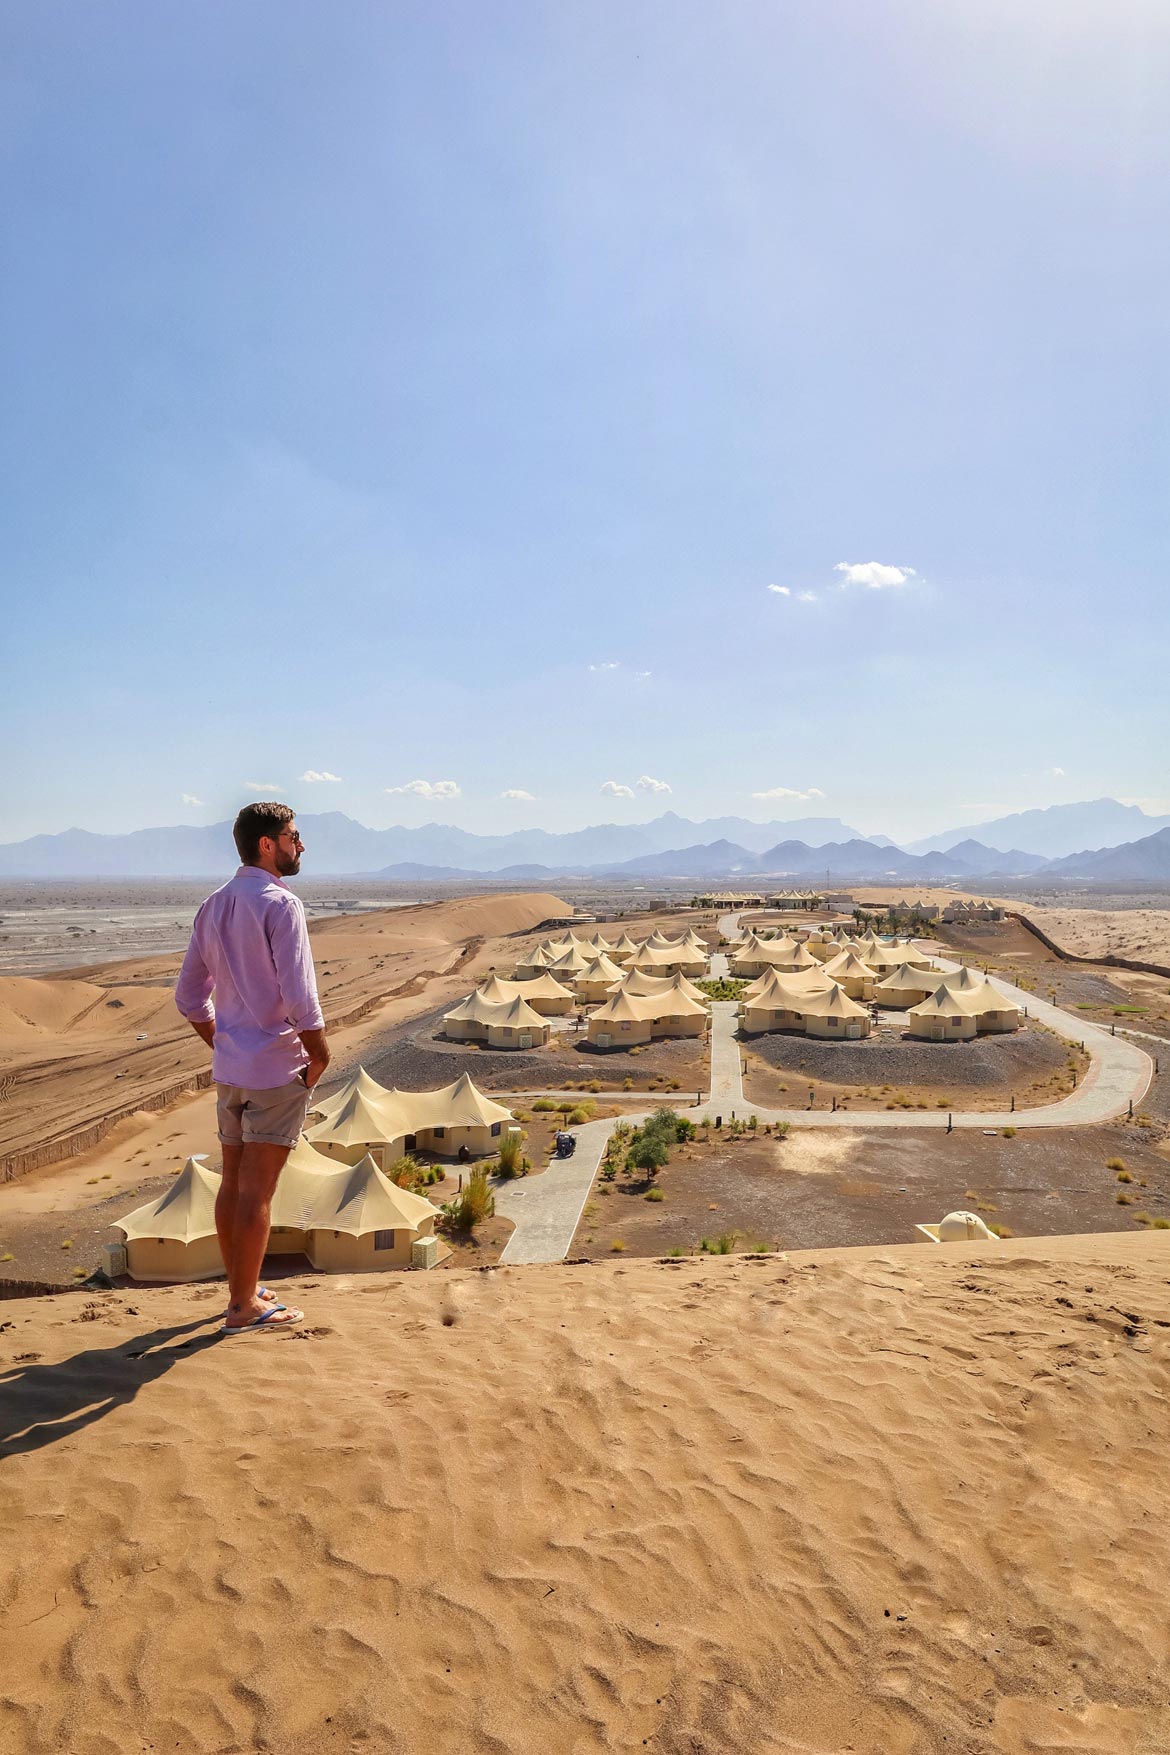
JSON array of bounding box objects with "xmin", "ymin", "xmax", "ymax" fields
[
  {"xmin": 441, "ymin": 929, "xmax": 712, "ymax": 1049},
  {"xmin": 738, "ymin": 961, "xmax": 1023, "ymax": 1040},
  {"xmin": 114, "ymin": 1069, "xmax": 520, "ymax": 1281}
]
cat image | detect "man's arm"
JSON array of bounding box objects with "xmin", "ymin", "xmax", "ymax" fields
[
  {"xmin": 270, "ymin": 898, "xmax": 329, "ymax": 1086},
  {"xmin": 175, "ymin": 917, "xmax": 216, "ymax": 1052}
]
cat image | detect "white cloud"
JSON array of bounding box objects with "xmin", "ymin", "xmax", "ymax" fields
[
  {"xmin": 636, "ymin": 775, "xmax": 672, "ymax": 794},
  {"xmin": 1047, "ymin": 765, "xmax": 1065, "ymax": 778},
  {"xmin": 180, "ymin": 793, "xmax": 204, "ymax": 807},
  {"xmin": 385, "ymin": 779, "xmax": 461, "ymax": 800},
  {"xmin": 767, "ymin": 584, "xmax": 791, "ymax": 596},
  {"xmin": 750, "ymin": 786, "xmax": 826, "ymax": 802},
  {"xmin": 588, "ymin": 661, "xmax": 621, "ymax": 672},
  {"xmin": 300, "ymin": 769, "xmax": 342, "ymax": 783},
  {"xmin": 633, "ymin": 670, "xmax": 652, "ymax": 681},
  {"xmin": 601, "ymin": 781, "xmax": 635, "ymax": 798},
  {"xmin": 245, "ymin": 781, "xmax": 284, "ymax": 793},
  {"xmin": 834, "ymin": 561, "xmax": 917, "ymax": 589},
  {"xmin": 500, "ymin": 788, "xmax": 536, "ymax": 801},
  {"xmin": 796, "ymin": 590, "xmax": 818, "ymax": 603}
]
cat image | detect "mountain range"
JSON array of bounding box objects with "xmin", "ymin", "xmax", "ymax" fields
[{"xmin": 0, "ymin": 800, "xmax": 1167, "ymax": 881}]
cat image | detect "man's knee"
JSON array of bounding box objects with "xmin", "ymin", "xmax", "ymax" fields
[{"xmin": 238, "ymin": 1142, "xmax": 292, "ymax": 1200}]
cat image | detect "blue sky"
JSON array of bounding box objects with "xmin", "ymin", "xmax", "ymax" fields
[{"xmin": 2, "ymin": 0, "xmax": 1167, "ymax": 845}]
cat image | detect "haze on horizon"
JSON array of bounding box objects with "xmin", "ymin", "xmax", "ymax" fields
[{"xmin": 3, "ymin": 0, "xmax": 1168, "ymax": 846}]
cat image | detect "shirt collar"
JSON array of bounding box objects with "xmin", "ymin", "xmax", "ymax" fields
[{"xmin": 235, "ymin": 864, "xmax": 288, "ymax": 889}]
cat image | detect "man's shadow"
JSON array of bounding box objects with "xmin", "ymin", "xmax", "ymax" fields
[{"xmin": 0, "ymin": 1315, "xmax": 225, "ymax": 1461}]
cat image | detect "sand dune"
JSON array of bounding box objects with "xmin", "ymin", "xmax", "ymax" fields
[
  {"xmin": 0, "ymin": 892, "xmax": 568, "ymax": 1178},
  {"xmin": 3, "ymin": 1230, "xmax": 1168, "ymax": 1753},
  {"xmin": 1027, "ymin": 907, "xmax": 1170, "ymax": 970}
]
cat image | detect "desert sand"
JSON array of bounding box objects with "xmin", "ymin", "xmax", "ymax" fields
[
  {"xmin": 0, "ymin": 892, "xmax": 570, "ymax": 1180},
  {"xmin": 1026, "ymin": 907, "xmax": 1170, "ymax": 971},
  {"xmin": 3, "ymin": 1231, "xmax": 1169, "ymax": 1754}
]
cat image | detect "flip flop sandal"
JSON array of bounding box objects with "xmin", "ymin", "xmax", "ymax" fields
[{"xmin": 222, "ymin": 1304, "xmax": 304, "ymax": 1334}]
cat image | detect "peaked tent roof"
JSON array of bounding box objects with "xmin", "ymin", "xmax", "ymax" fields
[
  {"xmin": 117, "ymin": 1156, "xmax": 219, "ymax": 1243},
  {"xmin": 590, "ymin": 984, "xmax": 708, "ymax": 1025},
  {"xmin": 796, "ymin": 983, "xmax": 869, "ymax": 1019},
  {"xmin": 578, "ymin": 953, "xmax": 625, "ymax": 982},
  {"xmin": 616, "ymin": 970, "xmax": 708, "ymax": 1002},
  {"xmin": 308, "ymin": 1065, "xmax": 393, "ymax": 1126},
  {"xmin": 821, "ymin": 950, "xmax": 879, "ymax": 979},
  {"xmin": 908, "ymin": 986, "xmax": 984, "ymax": 1019},
  {"xmin": 742, "ymin": 971, "xmax": 840, "ymax": 1012}
]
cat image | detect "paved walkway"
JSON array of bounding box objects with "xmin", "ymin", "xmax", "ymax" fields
[{"xmin": 496, "ymin": 1117, "xmax": 624, "ymax": 1264}]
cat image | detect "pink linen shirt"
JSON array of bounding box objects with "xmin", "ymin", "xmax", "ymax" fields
[{"xmin": 175, "ymin": 865, "xmax": 324, "ymax": 1089}]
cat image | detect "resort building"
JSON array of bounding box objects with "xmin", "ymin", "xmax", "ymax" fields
[
  {"xmin": 905, "ymin": 988, "xmax": 981, "ymax": 1041},
  {"xmin": 574, "ymin": 953, "xmax": 627, "ymax": 1003},
  {"xmin": 586, "ymin": 985, "xmax": 708, "ymax": 1049},
  {"xmin": 871, "ymin": 964, "xmax": 949, "ymax": 1009},
  {"xmin": 819, "ymin": 949, "xmax": 879, "ymax": 1000},
  {"xmin": 797, "ymin": 983, "xmax": 873, "ymax": 1039},
  {"xmin": 441, "ymin": 989, "xmax": 551, "ymax": 1049},
  {"xmin": 475, "ymin": 971, "xmax": 574, "ymax": 1015},
  {"xmin": 627, "ymin": 941, "xmax": 708, "ymax": 978},
  {"xmin": 307, "ymin": 1068, "xmax": 515, "ymax": 1165},
  {"xmin": 617, "ymin": 970, "xmax": 708, "ymax": 1004},
  {"xmin": 738, "ymin": 971, "xmax": 835, "ymax": 1035}
]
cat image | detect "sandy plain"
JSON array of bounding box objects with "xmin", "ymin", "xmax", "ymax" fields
[{"xmin": 3, "ymin": 1232, "xmax": 1170, "ymax": 1755}]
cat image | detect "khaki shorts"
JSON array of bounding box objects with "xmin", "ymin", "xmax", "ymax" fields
[{"xmin": 216, "ymin": 1078, "xmax": 312, "ymax": 1149}]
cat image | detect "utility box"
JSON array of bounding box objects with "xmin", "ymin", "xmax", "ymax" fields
[
  {"xmin": 412, "ymin": 1235, "xmax": 439, "ymax": 1271},
  {"xmin": 102, "ymin": 1242, "xmax": 128, "ymax": 1278}
]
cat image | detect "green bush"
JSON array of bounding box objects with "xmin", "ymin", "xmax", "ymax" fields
[
  {"xmin": 700, "ymin": 1232, "xmax": 737, "ymax": 1255},
  {"xmin": 443, "ymin": 1167, "xmax": 495, "ymax": 1232},
  {"xmin": 496, "ymin": 1130, "xmax": 530, "ymax": 1179},
  {"xmin": 644, "ymin": 1187, "xmax": 665, "ymax": 1202},
  {"xmin": 531, "ymin": 1098, "xmax": 558, "ymax": 1113}
]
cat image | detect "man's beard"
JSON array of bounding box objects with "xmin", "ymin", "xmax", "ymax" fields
[{"xmin": 275, "ymin": 850, "xmax": 301, "ymax": 877}]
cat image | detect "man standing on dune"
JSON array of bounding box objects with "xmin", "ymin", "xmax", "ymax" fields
[{"xmin": 176, "ymin": 802, "xmax": 329, "ymax": 1332}]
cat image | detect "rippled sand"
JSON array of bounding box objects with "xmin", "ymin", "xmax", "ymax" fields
[{"xmin": 3, "ymin": 1233, "xmax": 1168, "ymax": 1754}]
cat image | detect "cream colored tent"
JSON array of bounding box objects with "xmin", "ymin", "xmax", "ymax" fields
[
  {"xmin": 546, "ymin": 945, "xmax": 593, "ymax": 980},
  {"xmin": 740, "ymin": 964, "xmax": 832, "ymax": 1002},
  {"xmin": 302, "ymin": 1081, "xmax": 405, "ymax": 1165},
  {"xmin": 512, "ymin": 942, "xmax": 557, "ymax": 978},
  {"xmin": 937, "ymin": 965, "xmax": 986, "ymax": 994},
  {"xmin": 607, "ymin": 932, "xmax": 644, "ymax": 964},
  {"xmin": 627, "ymin": 942, "xmax": 707, "ymax": 977},
  {"xmin": 475, "ymin": 971, "xmax": 574, "ymax": 1016},
  {"xmin": 300, "ymin": 1152, "xmax": 438, "ymax": 1272},
  {"xmin": 266, "ymin": 1135, "xmax": 338, "ymax": 1253},
  {"xmin": 615, "ymin": 970, "xmax": 708, "ymax": 1004},
  {"xmin": 307, "ymin": 1070, "xmax": 513, "ymax": 1165},
  {"xmin": 587, "ymin": 983, "xmax": 707, "ymax": 1048},
  {"xmin": 797, "ymin": 983, "xmax": 872, "ymax": 1039},
  {"xmin": 805, "ymin": 935, "xmax": 849, "ymax": 963},
  {"xmin": 117, "ymin": 1156, "xmax": 223, "ymax": 1282},
  {"xmin": 307, "ymin": 1064, "xmax": 392, "ymax": 1126},
  {"xmin": 740, "ymin": 971, "xmax": 837, "ymax": 1035},
  {"xmin": 906, "ymin": 986, "xmax": 982, "ymax": 1041},
  {"xmin": 960, "ymin": 977, "xmax": 1022, "ymax": 1033},
  {"xmin": 442, "ymin": 988, "xmax": 550, "ymax": 1049},
  {"xmin": 819, "ymin": 950, "xmax": 879, "ymax": 1000},
  {"xmin": 872, "ymin": 964, "xmax": 948, "ymax": 1009},
  {"xmin": 731, "ymin": 938, "xmax": 818, "ymax": 978},
  {"xmin": 574, "ymin": 953, "xmax": 627, "ymax": 1003}
]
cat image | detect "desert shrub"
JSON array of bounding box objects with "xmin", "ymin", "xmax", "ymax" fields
[
  {"xmin": 610, "ymin": 1239, "xmax": 627, "ymax": 1252},
  {"xmin": 1133, "ymin": 1211, "xmax": 1154, "ymax": 1226},
  {"xmin": 989, "ymin": 1225, "xmax": 1015, "ymax": 1238},
  {"xmin": 628, "ymin": 1132, "xmax": 670, "ymax": 1175},
  {"xmin": 1106, "ymin": 1157, "xmax": 1127, "ymax": 1171},
  {"xmin": 1152, "ymin": 1217, "xmax": 1170, "ymax": 1230},
  {"xmin": 586, "ymin": 1080, "xmax": 603, "ymax": 1094},
  {"xmin": 748, "ymin": 1114, "xmax": 758, "ymax": 1130},
  {"xmin": 567, "ymin": 1106, "xmax": 592, "ymax": 1125},
  {"xmin": 443, "ymin": 1167, "xmax": 495, "ymax": 1232},
  {"xmin": 512, "ymin": 1110, "xmax": 531, "ymax": 1123},
  {"xmin": 561, "ymin": 1098, "xmax": 596, "ymax": 1120},
  {"xmin": 622, "ymin": 1076, "xmax": 634, "ymax": 1091},
  {"xmin": 700, "ymin": 1232, "xmax": 737, "ymax": 1255},
  {"xmin": 1116, "ymin": 1191, "xmax": 1133, "ymax": 1205},
  {"xmin": 386, "ymin": 1154, "xmax": 423, "ymax": 1189},
  {"xmin": 600, "ymin": 1163, "xmax": 617, "ymax": 1182},
  {"xmin": 1002, "ymin": 1127, "xmax": 1017, "ymax": 1139},
  {"xmin": 532, "ymin": 1098, "xmax": 558, "ymax": 1113},
  {"xmin": 1116, "ymin": 1169, "xmax": 1134, "ymax": 1184},
  {"xmin": 496, "ymin": 1131, "xmax": 530, "ymax": 1179},
  {"xmin": 773, "ymin": 1121, "xmax": 790, "ymax": 1139},
  {"xmin": 644, "ymin": 1187, "xmax": 665, "ymax": 1202}
]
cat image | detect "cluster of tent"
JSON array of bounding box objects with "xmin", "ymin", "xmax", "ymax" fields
[
  {"xmin": 114, "ymin": 1069, "xmax": 517, "ymax": 1282},
  {"xmin": 442, "ymin": 927, "xmax": 712, "ymax": 1049},
  {"xmin": 734, "ymin": 930, "xmax": 1023, "ymax": 1040}
]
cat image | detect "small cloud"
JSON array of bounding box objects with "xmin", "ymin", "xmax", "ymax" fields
[
  {"xmin": 636, "ymin": 775, "xmax": 672, "ymax": 794},
  {"xmin": 385, "ymin": 779, "xmax": 461, "ymax": 800},
  {"xmin": 1047, "ymin": 765, "xmax": 1065, "ymax": 778},
  {"xmin": 751, "ymin": 786, "xmax": 826, "ymax": 802},
  {"xmin": 500, "ymin": 789, "xmax": 536, "ymax": 801},
  {"xmin": 834, "ymin": 561, "xmax": 916, "ymax": 589},
  {"xmin": 796, "ymin": 590, "xmax": 818, "ymax": 603},
  {"xmin": 300, "ymin": 769, "xmax": 342, "ymax": 784},
  {"xmin": 767, "ymin": 584, "xmax": 791, "ymax": 596},
  {"xmin": 601, "ymin": 781, "xmax": 635, "ymax": 798},
  {"xmin": 245, "ymin": 781, "xmax": 284, "ymax": 793},
  {"xmin": 588, "ymin": 661, "xmax": 621, "ymax": 672},
  {"xmin": 180, "ymin": 793, "xmax": 204, "ymax": 807},
  {"xmin": 633, "ymin": 670, "xmax": 652, "ymax": 681}
]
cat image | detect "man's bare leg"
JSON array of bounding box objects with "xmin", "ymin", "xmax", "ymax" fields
[
  {"xmin": 216, "ymin": 1141, "xmax": 243, "ymax": 1278},
  {"xmin": 224, "ymin": 1142, "xmax": 300, "ymax": 1328}
]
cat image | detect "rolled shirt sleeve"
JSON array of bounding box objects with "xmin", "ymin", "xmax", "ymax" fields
[
  {"xmin": 268, "ymin": 895, "xmax": 325, "ymax": 1033},
  {"xmin": 175, "ymin": 913, "xmax": 216, "ymax": 1023}
]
